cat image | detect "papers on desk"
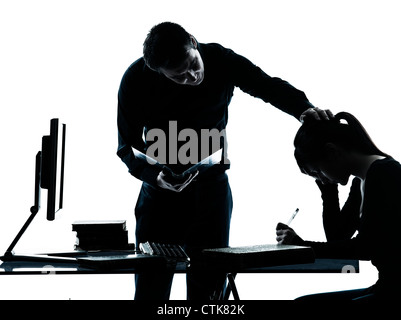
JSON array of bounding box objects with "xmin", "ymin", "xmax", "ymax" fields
[
  {"xmin": 77, "ymin": 253, "xmax": 166, "ymax": 271},
  {"xmin": 201, "ymin": 244, "xmax": 315, "ymax": 270}
]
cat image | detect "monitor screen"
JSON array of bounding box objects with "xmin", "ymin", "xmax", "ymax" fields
[{"xmin": 40, "ymin": 118, "xmax": 66, "ymax": 221}]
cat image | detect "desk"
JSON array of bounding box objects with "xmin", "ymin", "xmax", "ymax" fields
[
  {"xmin": 0, "ymin": 254, "xmax": 358, "ymax": 300},
  {"xmin": 0, "ymin": 248, "xmax": 358, "ymax": 275}
]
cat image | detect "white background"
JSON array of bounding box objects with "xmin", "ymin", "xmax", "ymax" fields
[{"xmin": 1, "ymin": 0, "xmax": 400, "ymax": 300}]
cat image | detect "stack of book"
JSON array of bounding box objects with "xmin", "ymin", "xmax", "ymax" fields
[{"xmin": 72, "ymin": 220, "xmax": 129, "ymax": 250}]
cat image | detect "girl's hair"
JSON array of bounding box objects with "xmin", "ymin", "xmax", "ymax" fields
[{"xmin": 294, "ymin": 112, "xmax": 388, "ymax": 171}]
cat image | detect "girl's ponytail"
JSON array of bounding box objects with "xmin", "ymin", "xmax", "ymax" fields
[{"xmin": 335, "ymin": 112, "xmax": 389, "ymax": 157}]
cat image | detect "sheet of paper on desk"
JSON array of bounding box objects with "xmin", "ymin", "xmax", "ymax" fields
[
  {"xmin": 132, "ymin": 147, "xmax": 222, "ymax": 179},
  {"xmin": 201, "ymin": 244, "xmax": 315, "ymax": 269},
  {"xmin": 203, "ymin": 244, "xmax": 311, "ymax": 256}
]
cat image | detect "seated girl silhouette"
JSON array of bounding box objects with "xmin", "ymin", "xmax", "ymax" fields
[{"xmin": 277, "ymin": 112, "xmax": 401, "ymax": 300}]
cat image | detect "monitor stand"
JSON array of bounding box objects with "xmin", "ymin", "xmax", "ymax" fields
[{"xmin": 0, "ymin": 152, "xmax": 75, "ymax": 264}]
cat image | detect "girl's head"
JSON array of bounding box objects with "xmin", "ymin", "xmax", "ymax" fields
[{"xmin": 294, "ymin": 112, "xmax": 387, "ymax": 185}]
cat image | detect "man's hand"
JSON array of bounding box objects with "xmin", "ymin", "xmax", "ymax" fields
[
  {"xmin": 300, "ymin": 107, "xmax": 334, "ymax": 123},
  {"xmin": 276, "ymin": 222, "xmax": 299, "ymax": 245},
  {"xmin": 156, "ymin": 169, "xmax": 198, "ymax": 192}
]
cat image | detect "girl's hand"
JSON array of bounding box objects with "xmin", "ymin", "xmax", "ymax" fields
[{"xmin": 276, "ymin": 222, "xmax": 299, "ymax": 245}]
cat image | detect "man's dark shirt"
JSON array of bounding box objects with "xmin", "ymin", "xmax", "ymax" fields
[{"xmin": 117, "ymin": 42, "xmax": 314, "ymax": 186}]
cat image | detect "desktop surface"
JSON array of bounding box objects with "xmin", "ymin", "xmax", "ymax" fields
[
  {"xmin": 0, "ymin": 256, "xmax": 358, "ymax": 275},
  {"xmin": 0, "ymin": 242, "xmax": 358, "ymax": 275}
]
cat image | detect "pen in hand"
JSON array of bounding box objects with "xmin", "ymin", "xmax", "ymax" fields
[{"xmin": 287, "ymin": 208, "xmax": 299, "ymax": 226}]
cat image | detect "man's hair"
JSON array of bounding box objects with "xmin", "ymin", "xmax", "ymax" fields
[{"xmin": 143, "ymin": 22, "xmax": 195, "ymax": 71}]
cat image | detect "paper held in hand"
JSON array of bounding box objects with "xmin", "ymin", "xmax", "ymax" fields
[{"xmin": 132, "ymin": 147, "xmax": 223, "ymax": 179}]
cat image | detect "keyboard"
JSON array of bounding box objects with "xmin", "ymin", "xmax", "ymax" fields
[{"xmin": 139, "ymin": 242, "xmax": 189, "ymax": 263}]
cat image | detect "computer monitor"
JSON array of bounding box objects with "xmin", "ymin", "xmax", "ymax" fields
[
  {"xmin": 1, "ymin": 118, "xmax": 66, "ymax": 259},
  {"xmin": 41, "ymin": 118, "xmax": 66, "ymax": 221}
]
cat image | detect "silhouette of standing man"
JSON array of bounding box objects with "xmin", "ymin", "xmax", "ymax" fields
[{"xmin": 117, "ymin": 22, "xmax": 330, "ymax": 300}]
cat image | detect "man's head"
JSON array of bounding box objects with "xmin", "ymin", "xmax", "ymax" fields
[{"xmin": 143, "ymin": 22, "xmax": 204, "ymax": 86}]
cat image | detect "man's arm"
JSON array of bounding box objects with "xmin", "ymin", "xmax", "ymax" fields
[
  {"xmin": 223, "ymin": 48, "xmax": 332, "ymax": 121},
  {"xmin": 116, "ymin": 67, "xmax": 161, "ymax": 187},
  {"xmin": 116, "ymin": 65, "xmax": 197, "ymax": 192}
]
